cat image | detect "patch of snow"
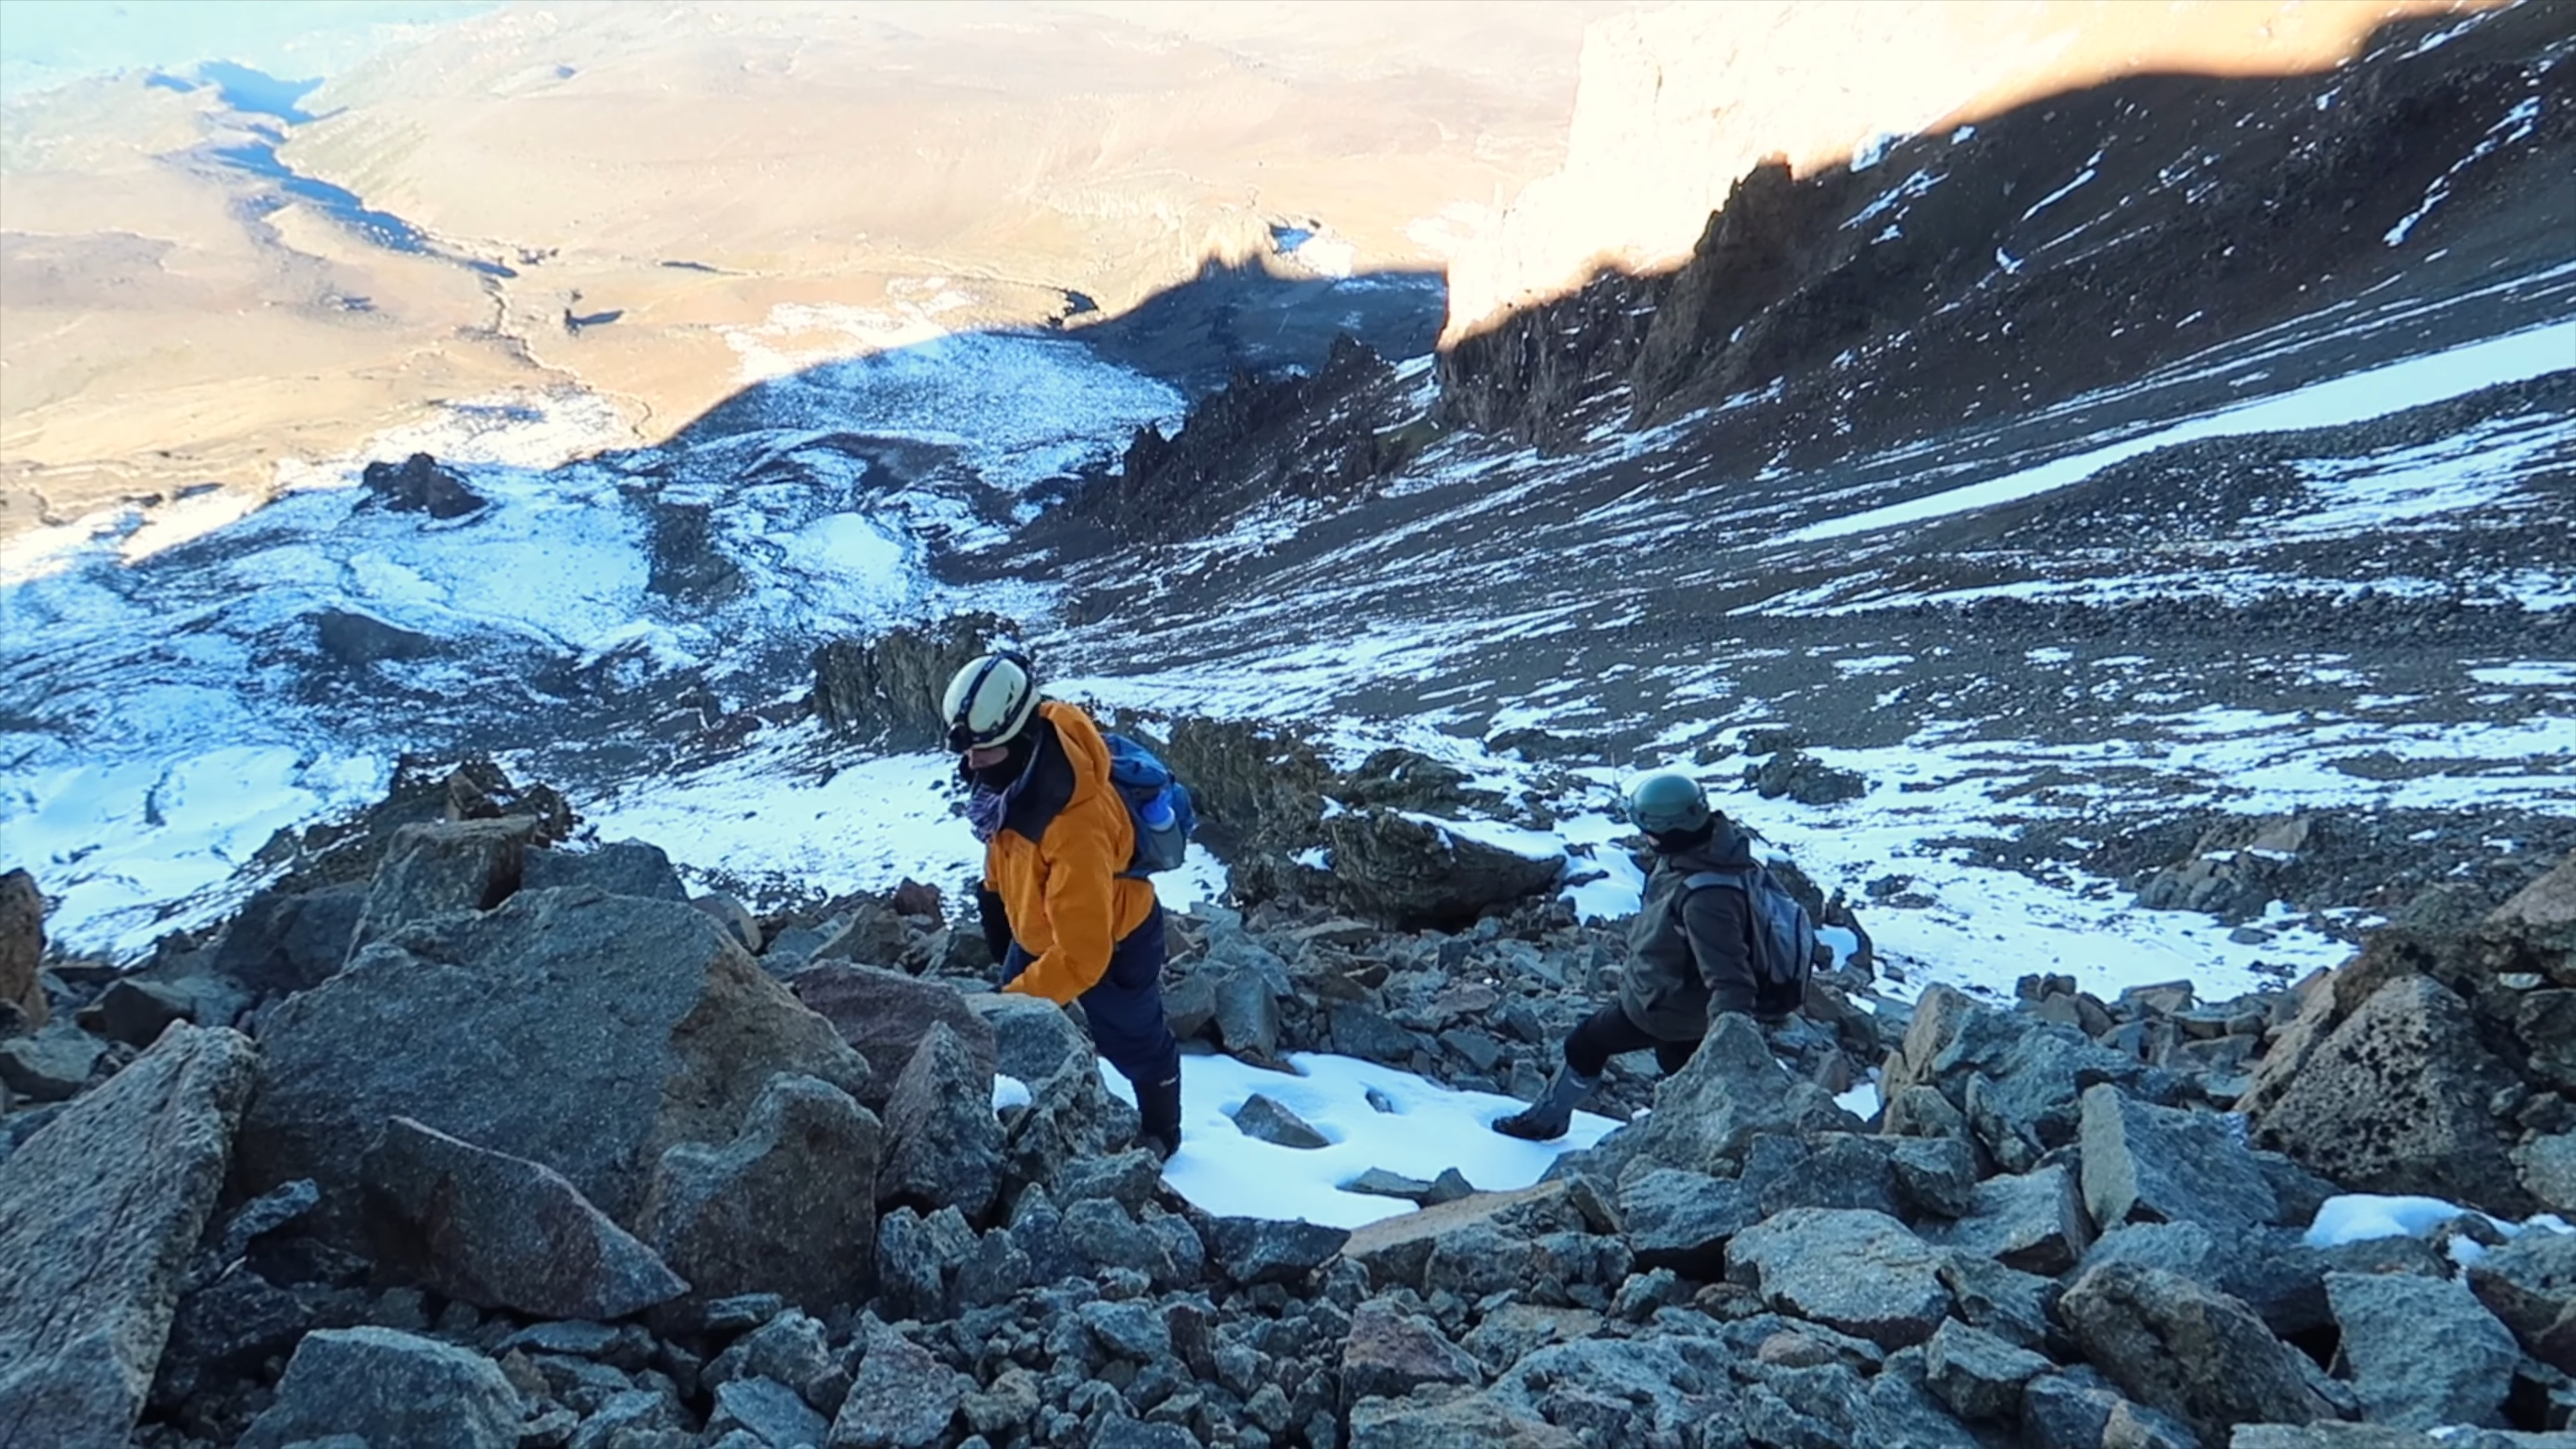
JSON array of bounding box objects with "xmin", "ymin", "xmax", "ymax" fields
[
  {"xmin": 992, "ymin": 1075, "xmax": 1032, "ymax": 1112},
  {"xmin": 1102, "ymin": 1049, "xmax": 1617, "ymax": 1227}
]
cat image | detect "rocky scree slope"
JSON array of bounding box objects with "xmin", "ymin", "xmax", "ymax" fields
[{"xmin": 5, "ymin": 757, "xmax": 2576, "ymax": 1448}]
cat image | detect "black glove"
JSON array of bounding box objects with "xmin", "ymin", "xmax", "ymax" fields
[{"xmin": 977, "ymin": 885, "xmax": 1014, "ymax": 964}]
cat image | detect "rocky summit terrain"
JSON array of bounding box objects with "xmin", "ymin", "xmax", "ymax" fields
[
  {"xmin": 4, "ymin": 751, "xmax": 2576, "ymax": 1449},
  {"xmin": 3, "ymin": 2, "xmax": 2575, "ymax": 1448}
]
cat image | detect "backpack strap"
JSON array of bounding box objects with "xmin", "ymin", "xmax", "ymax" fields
[{"xmin": 1682, "ymin": 869, "xmax": 1750, "ymax": 893}]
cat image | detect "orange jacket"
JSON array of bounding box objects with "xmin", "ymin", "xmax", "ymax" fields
[{"xmin": 988, "ymin": 701, "xmax": 1159, "ymax": 1004}]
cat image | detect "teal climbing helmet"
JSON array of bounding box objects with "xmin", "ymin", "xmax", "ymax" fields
[{"xmin": 1623, "ymin": 771, "xmax": 1712, "ymax": 835}]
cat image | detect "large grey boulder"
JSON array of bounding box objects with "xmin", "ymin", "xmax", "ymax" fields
[
  {"xmin": 1727, "ymin": 1208, "xmax": 1954, "ymax": 1349},
  {"xmin": 520, "ymin": 840, "xmax": 688, "ymax": 902},
  {"xmin": 644, "ymin": 1073, "xmax": 881, "ymax": 1313},
  {"xmin": 1617, "ymin": 1168, "xmax": 1754, "ymax": 1276},
  {"xmin": 235, "ymin": 1326, "xmax": 521, "ymax": 1449},
  {"xmin": 1919, "ymin": 1319, "xmax": 2050, "ymax": 1423},
  {"xmin": 2060, "ymin": 1260, "xmax": 2328, "ymax": 1444},
  {"xmin": 1201, "ymin": 1216, "xmax": 1351, "ymax": 1287},
  {"xmin": 2326, "ymin": 1271, "xmax": 2520, "ymax": 1430},
  {"xmin": 792, "ymin": 964, "xmax": 996, "ymax": 1114},
  {"xmin": 1322, "ymin": 806, "xmax": 1562, "ymax": 930},
  {"xmin": 0, "ymin": 1024, "xmax": 102, "ymax": 1102},
  {"xmin": 0, "ymin": 1024, "xmax": 257, "ymax": 1449},
  {"xmin": 207, "ymin": 882, "xmax": 370, "ymax": 996},
  {"xmin": 969, "ymin": 991, "xmax": 1133, "ymax": 1190},
  {"xmin": 362, "ymin": 1116, "xmax": 687, "ymax": 1319},
  {"xmin": 2081, "ymin": 1083, "xmax": 2282, "ymax": 1236},
  {"xmin": 1339, "ymin": 1299, "xmax": 1483, "ymax": 1408},
  {"xmin": 828, "ymin": 1321, "xmax": 969, "ymax": 1448},
  {"xmin": 878, "ymin": 1023, "xmax": 1004, "ymax": 1220},
  {"xmin": 1920, "ymin": 1163, "xmax": 2092, "ymax": 1275},
  {"xmin": 1593, "ymin": 1013, "xmax": 1858, "ymax": 1179},
  {"xmin": 2465, "ymin": 1226, "xmax": 2576, "ymax": 1371},
  {"xmin": 1885, "ymin": 985, "xmax": 2173, "ymax": 1172},
  {"xmin": 1341, "ymin": 1181, "xmax": 1590, "ymax": 1295},
  {"xmin": 239, "ymin": 888, "xmax": 870, "ymax": 1242},
  {"xmin": 2247, "ymin": 974, "xmax": 2531, "ymax": 1214},
  {"xmin": 347, "ymin": 817, "xmax": 535, "ymax": 953}
]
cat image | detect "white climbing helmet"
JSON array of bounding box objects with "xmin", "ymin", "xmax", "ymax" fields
[{"xmin": 943, "ymin": 653, "xmax": 1040, "ymax": 753}]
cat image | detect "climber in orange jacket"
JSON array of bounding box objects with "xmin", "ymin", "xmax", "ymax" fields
[{"xmin": 946, "ymin": 651, "xmax": 1183, "ymax": 1159}]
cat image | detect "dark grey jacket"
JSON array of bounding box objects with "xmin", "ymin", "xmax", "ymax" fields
[{"xmin": 1617, "ymin": 827, "xmax": 1760, "ymax": 1041}]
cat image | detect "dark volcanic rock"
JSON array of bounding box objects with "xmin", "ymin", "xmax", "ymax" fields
[
  {"xmin": 346, "ymin": 816, "xmax": 536, "ymax": 955},
  {"xmin": 1231, "ymin": 1091, "xmax": 1331, "ymax": 1148},
  {"xmin": 2248, "ymin": 973, "xmax": 2532, "ymax": 1214},
  {"xmin": 1322, "ymin": 805, "xmax": 1563, "ymax": 930},
  {"xmin": 1727, "ymin": 1208, "xmax": 1954, "ymax": 1349},
  {"xmin": 2325, "ymin": 1270, "xmax": 2521, "ymax": 1430},
  {"xmin": 236, "ymin": 1326, "xmax": 520, "ymax": 1448},
  {"xmin": 1201, "ymin": 1215, "xmax": 1350, "ymax": 1286},
  {"xmin": 1340, "ymin": 1298, "xmax": 1483, "ymax": 1408},
  {"xmin": 313, "ymin": 607, "xmax": 444, "ymax": 665},
  {"xmin": 1617, "ymin": 1168, "xmax": 1754, "ymax": 1276},
  {"xmin": 360, "ymin": 451, "xmax": 485, "ymax": 518},
  {"xmin": 793, "ymin": 963, "xmax": 996, "ymax": 1114},
  {"xmin": 878, "ymin": 1022, "xmax": 1004, "ymax": 1219},
  {"xmin": 362, "ymin": 1115, "xmax": 688, "ymax": 1320},
  {"xmin": 828, "ymin": 1320, "xmax": 969, "ymax": 1448},
  {"xmin": 2465, "ymin": 1227, "xmax": 2576, "ymax": 1371},
  {"xmin": 520, "ymin": 839, "xmax": 689, "ymax": 902},
  {"xmin": 643, "ymin": 1071, "xmax": 882, "ymax": 1312},
  {"xmin": 2080, "ymin": 1081, "xmax": 2282, "ymax": 1235},
  {"xmin": 0, "ymin": 1023, "xmax": 257, "ymax": 1449},
  {"xmin": 810, "ymin": 613, "xmax": 1012, "ymax": 747},
  {"xmin": 2059, "ymin": 1260, "xmax": 2328, "ymax": 1443},
  {"xmin": 1593, "ymin": 1012, "xmax": 1858, "ymax": 1178},
  {"xmin": 239, "ymin": 888, "xmax": 871, "ymax": 1243},
  {"xmin": 206, "ymin": 882, "xmax": 367, "ymax": 996}
]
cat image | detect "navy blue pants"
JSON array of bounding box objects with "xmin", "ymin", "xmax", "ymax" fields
[{"xmin": 1004, "ymin": 905, "xmax": 1180, "ymax": 1091}]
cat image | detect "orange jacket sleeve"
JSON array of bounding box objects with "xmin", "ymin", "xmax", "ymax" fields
[{"xmin": 999, "ymin": 798, "xmax": 1122, "ymax": 1004}]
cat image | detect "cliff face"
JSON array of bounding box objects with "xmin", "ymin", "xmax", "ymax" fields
[
  {"xmin": 1440, "ymin": 0, "xmax": 2500, "ymax": 344},
  {"xmin": 1438, "ymin": 0, "xmax": 2567, "ymax": 458}
]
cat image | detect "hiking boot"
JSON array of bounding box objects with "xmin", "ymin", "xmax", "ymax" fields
[
  {"xmin": 1492, "ymin": 1064, "xmax": 1597, "ymax": 1142},
  {"xmin": 1137, "ymin": 1072, "xmax": 1182, "ymax": 1161}
]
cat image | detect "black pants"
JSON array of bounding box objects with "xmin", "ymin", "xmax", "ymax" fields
[
  {"xmin": 1564, "ymin": 1004, "xmax": 1699, "ymax": 1079},
  {"xmin": 1002, "ymin": 906, "xmax": 1181, "ymax": 1093}
]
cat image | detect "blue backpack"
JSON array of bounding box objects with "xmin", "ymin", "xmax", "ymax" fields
[
  {"xmin": 1683, "ymin": 864, "xmax": 1821, "ymax": 1017},
  {"xmin": 1102, "ymin": 733, "xmax": 1197, "ymax": 876}
]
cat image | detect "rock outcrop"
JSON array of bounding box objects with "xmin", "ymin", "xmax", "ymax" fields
[{"xmin": 0, "ymin": 1024, "xmax": 258, "ymax": 1449}]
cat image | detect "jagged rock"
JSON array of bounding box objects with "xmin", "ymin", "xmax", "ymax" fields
[
  {"xmin": 873, "ymin": 1207, "xmax": 974, "ymax": 1321},
  {"xmin": 2247, "ymin": 974, "xmax": 2532, "ymax": 1214},
  {"xmin": 1760, "ymin": 1132, "xmax": 1902, "ymax": 1218},
  {"xmin": 1921, "ymin": 1318, "xmax": 2050, "ymax": 1423},
  {"xmin": 2023, "ymin": 1368, "xmax": 2200, "ymax": 1449},
  {"xmin": 1727, "ymin": 1208, "xmax": 1953, "ymax": 1349},
  {"xmin": 1921, "ymin": 1162, "xmax": 2093, "ymax": 1274},
  {"xmin": 1884, "ymin": 1081, "xmax": 1970, "ymax": 1139},
  {"xmin": 645, "ymin": 1073, "xmax": 881, "ymax": 1312},
  {"xmin": 0, "ymin": 1024, "xmax": 102, "ymax": 1101},
  {"xmin": 828, "ymin": 1321, "xmax": 969, "ymax": 1448},
  {"xmin": 2081, "ymin": 1082, "xmax": 2282, "ymax": 1235},
  {"xmin": 2059, "ymin": 1260, "xmax": 2328, "ymax": 1443},
  {"xmin": 711, "ymin": 1376, "xmax": 830, "ymax": 1448},
  {"xmin": 1321, "ymin": 806, "xmax": 1562, "ymax": 930},
  {"xmin": 809, "ymin": 898, "xmax": 914, "ymax": 971},
  {"xmin": 1593, "ymin": 1013, "xmax": 1858, "ymax": 1178},
  {"xmin": 1347, "ymin": 1393, "xmax": 1581, "ymax": 1449},
  {"xmin": 314, "ymin": 606, "xmax": 443, "ymax": 664},
  {"xmin": 2465, "ymin": 1228, "xmax": 2576, "ymax": 1371},
  {"xmin": 1210, "ymin": 964, "xmax": 1287, "ymax": 1065},
  {"xmin": 1886, "ymin": 985, "xmax": 2174, "ymax": 1172},
  {"xmin": 206, "ymin": 882, "xmax": 368, "ymax": 996},
  {"xmin": 1748, "ymin": 749, "xmax": 1869, "ymax": 806},
  {"xmin": 1328, "ymin": 1001, "xmax": 1422, "ymax": 1064},
  {"xmin": 705, "ymin": 1309, "xmax": 841, "ymax": 1413},
  {"xmin": 1077, "ymin": 1298, "xmax": 1171, "ymax": 1362},
  {"xmin": 1340, "ymin": 1299, "xmax": 1483, "ymax": 1407},
  {"xmin": 0, "ymin": 1024, "xmax": 256, "ymax": 1448},
  {"xmin": 347, "ymin": 817, "xmax": 536, "ymax": 955},
  {"xmin": 796, "ymin": 964, "xmax": 994, "ymax": 1114},
  {"xmin": 153, "ymin": 1268, "xmax": 313, "ymax": 1405},
  {"xmin": 1231, "ymin": 1091, "xmax": 1330, "ymax": 1148},
  {"xmin": 1939, "ymin": 1254, "xmax": 2060, "ymax": 1353},
  {"xmin": 1484, "ymin": 1337, "xmax": 1757, "ymax": 1446},
  {"xmin": 240, "ymin": 889, "xmax": 871, "ymax": 1244},
  {"xmin": 360, "ymin": 451, "xmax": 486, "ymax": 517},
  {"xmin": 521, "ymin": 840, "xmax": 689, "ymax": 902},
  {"xmin": 1342, "ymin": 1181, "xmax": 1589, "ymax": 1294},
  {"xmin": 78, "ymin": 975, "xmax": 244, "ymax": 1046},
  {"xmin": 1616, "ymin": 1168, "xmax": 1753, "ymax": 1276},
  {"xmin": 809, "ymin": 615, "xmax": 1010, "ymax": 747},
  {"xmin": 2231, "ymin": 1427, "xmax": 2571, "ymax": 1448},
  {"xmin": 879, "ymin": 1023, "xmax": 1003, "ymax": 1219},
  {"xmin": 0, "ymin": 867, "xmax": 49, "ymax": 1028},
  {"xmin": 362, "ymin": 1115, "xmax": 687, "ymax": 1319},
  {"xmin": 2325, "ymin": 1271, "xmax": 2520, "ymax": 1430},
  {"xmin": 1200, "ymin": 1216, "xmax": 1350, "ymax": 1287},
  {"xmin": 1061, "ymin": 1199, "xmax": 1189, "ymax": 1287},
  {"xmin": 1887, "ymin": 1134, "xmax": 1980, "ymax": 1219},
  {"xmin": 2518, "ymin": 1131, "xmax": 2576, "ymax": 1215},
  {"xmin": 570, "ymin": 1387, "xmax": 690, "ymax": 1448},
  {"xmin": 693, "ymin": 893, "xmax": 763, "ymax": 954},
  {"xmin": 237, "ymin": 1326, "xmax": 520, "ymax": 1448},
  {"xmin": 1056, "ymin": 1150, "xmax": 1165, "ymax": 1216}
]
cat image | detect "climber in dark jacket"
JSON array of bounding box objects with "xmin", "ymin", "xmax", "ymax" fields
[
  {"xmin": 1495, "ymin": 771, "xmax": 1764, "ymax": 1141},
  {"xmin": 946, "ymin": 651, "xmax": 1184, "ymax": 1159}
]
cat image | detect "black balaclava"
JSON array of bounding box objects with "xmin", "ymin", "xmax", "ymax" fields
[
  {"xmin": 1646, "ymin": 819, "xmax": 1718, "ymax": 855},
  {"xmin": 968, "ymin": 727, "xmax": 1040, "ymax": 794}
]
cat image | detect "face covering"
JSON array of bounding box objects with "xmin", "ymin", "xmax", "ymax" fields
[{"xmin": 965, "ymin": 735, "xmax": 1040, "ymax": 842}]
